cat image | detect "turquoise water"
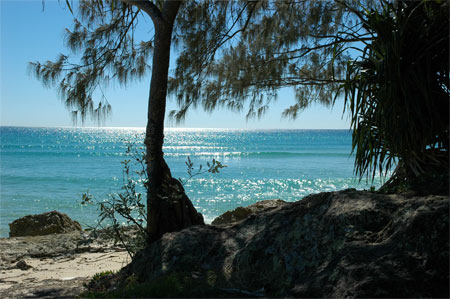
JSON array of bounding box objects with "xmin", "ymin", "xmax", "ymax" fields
[{"xmin": 0, "ymin": 127, "xmax": 384, "ymax": 237}]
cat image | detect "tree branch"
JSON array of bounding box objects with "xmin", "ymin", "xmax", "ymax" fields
[
  {"xmin": 162, "ymin": 0, "xmax": 182, "ymax": 25},
  {"xmin": 190, "ymin": 0, "xmax": 258, "ymax": 84},
  {"xmin": 121, "ymin": 0, "xmax": 162, "ymax": 22},
  {"xmin": 210, "ymin": 1, "xmax": 258, "ymax": 56}
]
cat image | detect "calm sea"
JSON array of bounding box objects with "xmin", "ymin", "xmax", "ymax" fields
[{"xmin": 0, "ymin": 127, "xmax": 384, "ymax": 237}]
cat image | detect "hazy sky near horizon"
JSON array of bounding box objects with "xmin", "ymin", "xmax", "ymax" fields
[{"xmin": 1, "ymin": 0, "xmax": 351, "ymax": 129}]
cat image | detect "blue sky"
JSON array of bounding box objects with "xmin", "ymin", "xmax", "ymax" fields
[{"xmin": 1, "ymin": 0, "xmax": 351, "ymax": 129}]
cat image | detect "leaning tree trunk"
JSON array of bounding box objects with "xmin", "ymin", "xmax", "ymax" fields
[{"xmin": 144, "ymin": 5, "xmax": 204, "ymax": 244}]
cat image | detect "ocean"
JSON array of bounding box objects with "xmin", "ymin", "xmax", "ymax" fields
[{"xmin": 0, "ymin": 127, "xmax": 385, "ymax": 237}]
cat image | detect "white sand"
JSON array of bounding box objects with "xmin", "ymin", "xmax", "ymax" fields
[{"xmin": 0, "ymin": 250, "xmax": 130, "ymax": 291}]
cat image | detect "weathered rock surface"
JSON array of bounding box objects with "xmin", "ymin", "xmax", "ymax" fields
[
  {"xmin": 117, "ymin": 189, "xmax": 449, "ymax": 298},
  {"xmin": 0, "ymin": 277, "xmax": 89, "ymax": 298},
  {"xmin": 211, "ymin": 199, "xmax": 288, "ymax": 225},
  {"xmin": 9, "ymin": 211, "xmax": 82, "ymax": 237}
]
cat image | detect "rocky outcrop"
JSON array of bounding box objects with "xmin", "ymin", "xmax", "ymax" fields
[
  {"xmin": 114, "ymin": 189, "xmax": 449, "ymax": 298},
  {"xmin": 9, "ymin": 211, "xmax": 82, "ymax": 237},
  {"xmin": 211, "ymin": 199, "xmax": 288, "ymax": 225}
]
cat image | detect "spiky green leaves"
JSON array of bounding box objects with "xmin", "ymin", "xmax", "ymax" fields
[{"xmin": 342, "ymin": 0, "xmax": 449, "ymax": 181}]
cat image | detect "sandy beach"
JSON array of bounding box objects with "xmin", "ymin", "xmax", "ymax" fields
[{"xmin": 0, "ymin": 231, "xmax": 131, "ymax": 298}]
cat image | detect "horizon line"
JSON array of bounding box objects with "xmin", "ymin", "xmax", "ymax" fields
[{"xmin": 0, "ymin": 125, "xmax": 351, "ymax": 131}]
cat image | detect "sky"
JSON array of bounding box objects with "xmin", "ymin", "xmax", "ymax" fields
[{"xmin": 0, "ymin": 0, "xmax": 351, "ymax": 129}]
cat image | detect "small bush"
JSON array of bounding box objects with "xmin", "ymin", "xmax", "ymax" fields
[
  {"xmin": 81, "ymin": 137, "xmax": 227, "ymax": 258},
  {"xmin": 91, "ymin": 270, "xmax": 115, "ymax": 282}
]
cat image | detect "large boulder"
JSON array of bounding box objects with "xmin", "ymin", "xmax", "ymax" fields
[
  {"xmin": 113, "ymin": 189, "xmax": 448, "ymax": 298},
  {"xmin": 9, "ymin": 211, "xmax": 82, "ymax": 237},
  {"xmin": 211, "ymin": 199, "xmax": 288, "ymax": 225}
]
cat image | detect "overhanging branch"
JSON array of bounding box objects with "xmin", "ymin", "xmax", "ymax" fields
[{"xmin": 121, "ymin": 0, "xmax": 162, "ymax": 22}]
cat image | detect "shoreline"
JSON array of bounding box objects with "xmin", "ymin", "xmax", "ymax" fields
[
  {"xmin": 0, "ymin": 231, "xmax": 131, "ymax": 298},
  {"xmin": 2, "ymin": 189, "xmax": 446, "ymax": 298}
]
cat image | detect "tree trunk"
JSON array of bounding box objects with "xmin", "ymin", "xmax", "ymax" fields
[
  {"xmin": 379, "ymin": 151, "xmax": 449, "ymax": 196},
  {"xmin": 144, "ymin": 8, "xmax": 204, "ymax": 244}
]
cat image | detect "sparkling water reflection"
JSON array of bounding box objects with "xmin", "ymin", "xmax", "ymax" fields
[{"xmin": 0, "ymin": 127, "xmax": 387, "ymax": 236}]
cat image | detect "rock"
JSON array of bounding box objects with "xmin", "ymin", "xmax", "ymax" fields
[
  {"xmin": 9, "ymin": 211, "xmax": 82, "ymax": 237},
  {"xmin": 115, "ymin": 189, "xmax": 448, "ymax": 298},
  {"xmin": 16, "ymin": 260, "xmax": 32, "ymax": 270},
  {"xmin": 0, "ymin": 277, "xmax": 88, "ymax": 298},
  {"xmin": 211, "ymin": 199, "xmax": 288, "ymax": 225}
]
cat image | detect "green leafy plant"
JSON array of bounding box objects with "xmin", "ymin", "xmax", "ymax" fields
[
  {"xmin": 91, "ymin": 270, "xmax": 116, "ymax": 282},
  {"xmin": 82, "ymin": 138, "xmax": 226, "ymax": 257},
  {"xmin": 179, "ymin": 156, "xmax": 227, "ymax": 185},
  {"xmin": 341, "ymin": 0, "xmax": 449, "ymax": 193},
  {"xmin": 81, "ymin": 140, "xmax": 148, "ymax": 257}
]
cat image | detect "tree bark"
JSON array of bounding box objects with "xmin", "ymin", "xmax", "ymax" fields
[{"xmin": 143, "ymin": 2, "xmax": 204, "ymax": 244}]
